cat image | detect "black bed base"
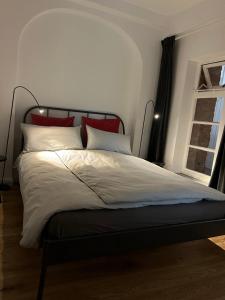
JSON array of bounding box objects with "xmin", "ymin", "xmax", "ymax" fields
[{"xmin": 36, "ymin": 218, "xmax": 225, "ymax": 300}]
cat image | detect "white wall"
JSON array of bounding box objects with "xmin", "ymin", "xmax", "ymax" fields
[
  {"xmin": 165, "ymin": 20, "xmax": 225, "ymax": 172},
  {"xmin": 0, "ymin": 0, "xmax": 163, "ymax": 182},
  {"xmin": 14, "ymin": 9, "xmax": 142, "ymax": 157},
  {"xmin": 18, "ymin": 9, "xmax": 141, "ymax": 120}
]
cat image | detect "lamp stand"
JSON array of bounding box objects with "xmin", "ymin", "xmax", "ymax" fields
[
  {"xmin": 139, "ymin": 100, "xmax": 155, "ymax": 157},
  {"xmin": 0, "ymin": 86, "xmax": 42, "ymax": 191}
]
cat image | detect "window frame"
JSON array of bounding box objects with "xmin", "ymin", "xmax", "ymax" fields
[
  {"xmin": 182, "ymin": 80, "xmax": 225, "ymax": 184},
  {"xmin": 203, "ymin": 61, "xmax": 225, "ymax": 89}
]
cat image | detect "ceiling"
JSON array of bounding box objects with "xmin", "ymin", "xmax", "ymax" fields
[
  {"xmin": 67, "ymin": 0, "xmax": 223, "ymax": 36},
  {"xmin": 123, "ymin": 0, "xmax": 206, "ymax": 16}
]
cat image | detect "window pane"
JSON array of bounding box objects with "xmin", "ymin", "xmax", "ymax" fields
[
  {"xmin": 194, "ymin": 97, "xmax": 224, "ymax": 122},
  {"xmin": 208, "ymin": 65, "xmax": 225, "ymax": 87},
  {"xmin": 186, "ymin": 148, "xmax": 214, "ymax": 175},
  {"xmin": 190, "ymin": 124, "xmax": 219, "ymax": 149}
]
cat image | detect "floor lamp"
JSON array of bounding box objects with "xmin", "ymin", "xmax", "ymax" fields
[
  {"xmin": 139, "ymin": 99, "xmax": 159, "ymax": 157},
  {"xmin": 0, "ymin": 86, "xmax": 43, "ymax": 191}
]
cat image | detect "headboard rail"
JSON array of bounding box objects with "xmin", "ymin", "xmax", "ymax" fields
[{"xmin": 23, "ymin": 105, "xmax": 125, "ymax": 134}]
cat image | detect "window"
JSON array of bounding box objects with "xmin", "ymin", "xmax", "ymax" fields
[
  {"xmin": 203, "ymin": 62, "xmax": 225, "ymax": 89},
  {"xmin": 184, "ymin": 61, "xmax": 225, "ymax": 182}
]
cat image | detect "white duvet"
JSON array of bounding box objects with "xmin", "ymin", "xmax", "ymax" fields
[{"xmin": 18, "ymin": 150, "xmax": 225, "ymax": 248}]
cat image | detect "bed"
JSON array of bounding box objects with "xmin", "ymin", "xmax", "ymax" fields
[{"xmin": 18, "ymin": 105, "xmax": 225, "ymax": 300}]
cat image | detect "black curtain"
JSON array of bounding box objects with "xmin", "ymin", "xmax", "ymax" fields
[
  {"xmin": 209, "ymin": 126, "xmax": 225, "ymax": 193},
  {"xmin": 147, "ymin": 35, "xmax": 175, "ymax": 164}
]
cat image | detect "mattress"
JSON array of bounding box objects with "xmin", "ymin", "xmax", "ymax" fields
[{"xmin": 44, "ymin": 200, "xmax": 225, "ymax": 241}]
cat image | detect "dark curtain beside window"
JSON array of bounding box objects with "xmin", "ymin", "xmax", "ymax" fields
[
  {"xmin": 209, "ymin": 126, "xmax": 225, "ymax": 193},
  {"xmin": 147, "ymin": 35, "xmax": 175, "ymax": 164}
]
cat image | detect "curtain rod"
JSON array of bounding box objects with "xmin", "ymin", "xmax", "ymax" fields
[{"xmin": 175, "ymin": 18, "xmax": 223, "ymax": 41}]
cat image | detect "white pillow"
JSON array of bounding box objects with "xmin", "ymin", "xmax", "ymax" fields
[
  {"xmin": 86, "ymin": 125, "xmax": 132, "ymax": 155},
  {"xmin": 21, "ymin": 123, "xmax": 83, "ymax": 152}
]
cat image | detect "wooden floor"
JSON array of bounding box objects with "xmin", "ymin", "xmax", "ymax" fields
[{"xmin": 1, "ymin": 188, "xmax": 225, "ymax": 300}]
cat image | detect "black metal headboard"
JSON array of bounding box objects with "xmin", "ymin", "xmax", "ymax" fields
[{"xmin": 23, "ymin": 105, "xmax": 125, "ymax": 134}]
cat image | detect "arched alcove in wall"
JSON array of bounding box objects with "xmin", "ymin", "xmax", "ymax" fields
[{"xmin": 13, "ymin": 8, "xmax": 143, "ymax": 157}]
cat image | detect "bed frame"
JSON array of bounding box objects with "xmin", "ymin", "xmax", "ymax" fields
[
  {"xmin": 22, "ymin": 106, "xmax": 225, "ymax": 300},
  {"xmin": 23, "ymin": 105, "xmax": 125, "ymax": 133}
]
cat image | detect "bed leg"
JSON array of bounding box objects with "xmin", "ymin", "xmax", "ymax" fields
[{"xmin": 37, "ymin": 248, "xmax": 48, "ymax": 300}]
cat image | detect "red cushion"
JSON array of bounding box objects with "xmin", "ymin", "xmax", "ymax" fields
[
  {"xmin": 82, "ymin": 116, "xmax": 120, "ymax": 146},
  {"xmin": 31, "ymin": 114, "xmax": 74, "ymax": 127}
]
